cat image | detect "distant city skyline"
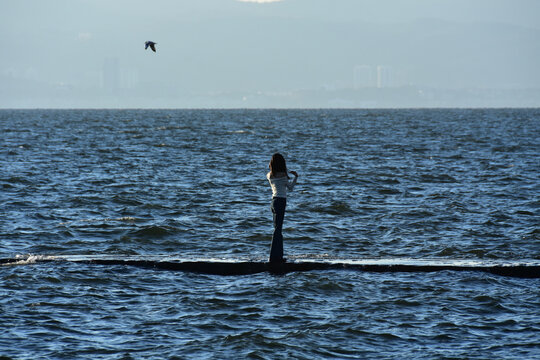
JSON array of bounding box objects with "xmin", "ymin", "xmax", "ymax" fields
[{"xmin": 1, "ymin": 0, "xmax": 539, "ymax": 108}]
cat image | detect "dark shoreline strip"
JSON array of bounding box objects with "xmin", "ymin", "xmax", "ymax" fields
[{"xmin": 2, "ymin": 258, "xmax": 539, "ymax": 278}]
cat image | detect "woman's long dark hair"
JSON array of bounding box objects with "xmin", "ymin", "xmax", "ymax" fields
[{"xmin": 269, "ymin": 153, "xmax": 289, "ymax": 179}]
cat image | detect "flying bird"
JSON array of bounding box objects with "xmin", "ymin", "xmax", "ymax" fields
[{"xmin": 145, "ymin": 41, "xmax": 157, "ymax": 52}]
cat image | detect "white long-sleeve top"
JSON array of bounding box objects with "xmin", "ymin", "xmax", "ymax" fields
[{"xmin": 267, "ymin": 172, "xmax": 298, "ymax": 198}]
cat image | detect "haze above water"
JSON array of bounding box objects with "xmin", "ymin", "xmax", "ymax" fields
[{"xmin": 1, "ymin": 0, "xmax": 540, "ymax": 108}]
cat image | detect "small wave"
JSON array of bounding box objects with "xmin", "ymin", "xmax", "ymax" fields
[
  {"xmin": 514, "ymin": 210, "xmax": 534, "ymax": 216},
  {"xmin": 489, "ymin": 210, "xmax": 512, "ymax": 221},
  {"xmin": 131, "ymin": 225, "xmax": 178, "ymax": 238},
  {"xmin": 120, "ymin": 129, "xmax": 141, "ymax": 134},
  {"xmin": 227, "ymin": 130, "xmax": 253, "ymax": 134},
  {"xmin": 496, "ymin": 175, "xmax": 524, "ymax": 183},
  {"xmin": 403, "ymin": 209, "xmax": 435, "ymax": 218},
  {"xmin": 379, "ymin": 177, "xmax": 400, "ymax": 185},
  {"xmin": 420, "ymin": 174, "xmax": 457, "ymax": 183},
  {"xmin": 377, "ymin": 332, "xmax": 404, "ymax": 341},
  {"xmin": 377, "ymin": 187, "xmax": 401, "ymax": 195},
  {"xmin": 393, "ymin": 298, "xmax": 422, "ymax": 307},
  {"xmin": 465, "ymin": 249, "xmax": 488, "ymax": 258},
  {"xmin": 426, "ymin": 192, "xmax": 448, "ymax": 199},
  {"xmin": 523, "ymin": 228, "xmax": 539, "ymax": 241},
  {"xmin": 311, "ymin": 201, "xmax": 355, "ymax": 215},
  {"xmin": 59, "ymin": 217, "xmax": 141, "ymax": 226},
  {"xmin": 491, "ymin": 145, "xmax": 521, "ymax": 152},
  {"xmin": 438, "ymin": 247, "xmax": 458, "ymax": 256},
  {"xmin": 3, "ymin": 176, "xmax": 33, "ymax": 185},
  {"xmin": 112, "ymin": 195, "xmax": 143, "ymax": 206}
]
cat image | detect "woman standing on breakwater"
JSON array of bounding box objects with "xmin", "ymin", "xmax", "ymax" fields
[{"xmin": 267, "ymin": 153, "xmax": 299, "ymax": 263}]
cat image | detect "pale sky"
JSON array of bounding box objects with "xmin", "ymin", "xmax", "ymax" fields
[{"xmin": 1, "ymin": 0, "xmax": 539, "ymax": 107}]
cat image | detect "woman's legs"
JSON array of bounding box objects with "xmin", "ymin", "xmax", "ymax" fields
[{"xmin": 269, "ymin": 197, "xmax": 286, "ymax": 262}]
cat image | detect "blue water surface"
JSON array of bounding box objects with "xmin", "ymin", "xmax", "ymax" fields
[{"xmin": 1, "ymin": 109, "xmax": 539, "ymax": 359}]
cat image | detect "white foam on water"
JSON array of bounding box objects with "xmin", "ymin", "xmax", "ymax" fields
[
  {"xmin": 296, "ymin": 257, "xmax": 539, "ymax": 267},
  {"xmin": 3, "ymin": 254, "xmax": 59, "ymax": 266}
]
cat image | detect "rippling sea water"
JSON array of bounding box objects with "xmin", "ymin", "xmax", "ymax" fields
[{"xmin": 1, "ymin": 109, "xmax": 539, "ymax": 359}]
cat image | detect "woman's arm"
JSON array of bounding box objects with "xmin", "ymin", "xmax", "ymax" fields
[{"xmin": 287, "ymin": 171, "xmax": 298, "ymax": 191}]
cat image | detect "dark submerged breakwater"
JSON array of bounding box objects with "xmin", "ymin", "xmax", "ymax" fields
[{"xmin": 3, "ymin": 255, "xmax": 540, "ymax": 278}]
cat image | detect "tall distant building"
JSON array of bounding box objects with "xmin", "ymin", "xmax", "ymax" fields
[
  {"xmin": 377, "ymin": 66, "xmax": 394, "ymax": 88},
  {"xmin": 353, "ymin": 65, "xmax": 376, "ymax": 88},
  {"xmin": 121, "ymin": 67, "xmax": 139, "ymax": 89},
  {"xmin": 102, "ymin": 58, "xmax": 119, "ymax": 92}
]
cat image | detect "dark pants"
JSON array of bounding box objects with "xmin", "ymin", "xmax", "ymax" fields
[{"xmin": 270, "ymin": 197, "xmax": 287, "ymax": 262}]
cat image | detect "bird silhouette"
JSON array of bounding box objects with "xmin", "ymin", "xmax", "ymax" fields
[{"xmin": 145, "ymin": 41, "xmax": 157, "ymax": 52}]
